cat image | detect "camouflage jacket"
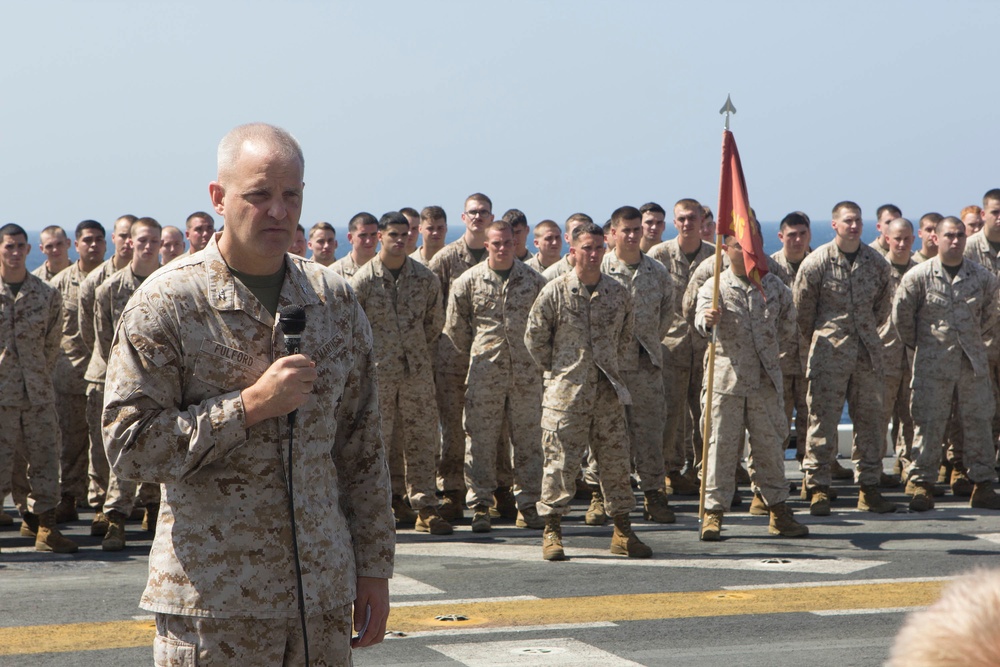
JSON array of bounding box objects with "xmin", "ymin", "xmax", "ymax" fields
[
  {"xmin": 793, "ymin": 241, "xmax": 891, "ymax": 377},
  {"xmin": 647, "ymin": 238, "xmax": 714, "ymax": 367},
  {"xmin": 32, "ymin": 262, "xmax": 63, "ymax": 282},
  {"xmin": 429, "ymin": 238, "xmax": 486, "ymax": 374},
  {"xmin": 0, "ymin": 273, "xmax": 62, "ymax": 406},
  {"xmin": 541, "ymin": 254, "xmax": 573, "ymax": 282},
  {"xmin": 879, "ymin": 259, "xmax": 917, "ymax": 378},
  {"xmin": 350, "ymin": 255, "xmax": 442, "ymax": 386},
  {"xmin": 695, "ymin": 270, "xmax": 795, "ymax": 396},
  {"xmin": 330, "ymin": 252, "xmax": 365, "ymax": 280},
  {"xmin": 523, "ymin": 253, "xmax": 551, "ymax": 274},
  {"xmin": 869, "ymin": 236, "xmax": 890, "ymax": 257},
  {"xmin": 87, "ymin": 267, "xmax": 146, "ymax": 384},
  {"xmin": 50, "ymin": 261, "xmax": 94, "ymax": 394},
  {"xmin": 601, "ymin": 251, "xmax": 674, "ymax": 370},
  {"xmin": 103, "ymin": 238, "xmax": 394, "ymax": 618},
  {"xmin": 74, "ymin": 258, "xmax": 122, "ymax": 377},
  {"xmin": 444, "ymin": 260, "xmax": 546, "ymax": 384},
  {"xmin": 525, "ymin": 271, "xmax": 633, "ymax": 413},
  {"xmin": 892, "ymin": 257, "xmax": 998, "ymax": 381}
]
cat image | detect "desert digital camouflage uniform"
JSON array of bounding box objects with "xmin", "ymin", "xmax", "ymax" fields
[
  {"xmin": 75, "ymin": 257, "xmax": 123, "ymax": 506},
  {"xmin": 695, "ymin": 270, "xmax": 797, "ymax": 511},
  {"xmin": 31, "ymin": 262, "xmax": 62, "ymax": 282},
  {"xmin": 793, "ymin": 241, "xmax": 892, "ymax": 488},
  {"xmin": 92, "ymin": 268, "xmax": 161, "ymax": 518},
  {"xmin": 0, "ymin": 273, "xmax": 63, "ymax": 516},
  {"xmin": 523, "ymin": 254, "xmax": 549, "ymax": 274},
  {"xmin": 429, "ymin": 238, "xmax": 488, "ymax": 493},
  {"xmin": 525, "ymin": 271, "xmax": 636, "ymax": 518},
  {"xmin": 48, "ymin": 262, "xmax": 94, "ymax": 504},
  {"xmin": 541, "ymin": 255, "xmax": 573, "ymax": 282},
  {"xmin": 330, "ymin": 252, "xmax": 364, "ymax": 280},
  {"xmin": 647, "ymin": 238, "xmax": 714, "ymax": 474},
  {"xmin": 769, "ymin": 249, "xmax": 810, "ymax": 459},
  {"xmin": 869, "ymin": 237, "xmax": 890, "ymax": 257},
  {"xmin": 102, "ymin": 238, "xmax": 395, "ymax": 620},
  {"xmin": 880, "ymin": 259, "xmax": 916, "ymax": 464},
  {"xmin": 912, "ymin": 249, "xmax": 932, "ymax": 264},
  {"xmin": 595, "ymin": 251, "xmax": 674, "ymax": 492},
  {"xmin": 410, "ymin": 246, "xmax": 434, "ymax": 267},
  {"xmin": 892, "ymin": 257, "xmax": 999, "ymax": 484},
  {"xmin": 444, "ymin": 260, "xmax": 546, "ymax": 510},
  {"xmin": 963, "ymin": 230, "xmax": 1000, "ymax": 439},
  {"xmin": 351, "ymin": 255, "xmax": 442, "ymax": 510}
]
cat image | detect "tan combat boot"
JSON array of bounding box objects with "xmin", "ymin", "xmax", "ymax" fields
[
  {"xmin": 55, "ymin": 494, "xmax": 78, "ymax": 523},
  {"xmin": 391, "ymin": 495, "xmax": 417, "ymax": 526},
  {"xmin": 102, "ymin": 510, "xmax": 128, "ymax": 552},
  {"xmin": 415, "ymin": 506, "xmax": 454, "ymax": 535},
  {"xmin": 749, "ymin": 493, "xmax": 769, "ymax": 516},
  {"xmin": 36, "ymin": 509, "xmax": 79, "ymax": 553},
  {"xmin": 809, "ymin": 486, "xmax": 832, "ymax": 516},
  {"xmin": 470, "ymin": 505, "xmax": 491, "ymax": 533},
  {"xmin": 951, "ymin": 469, "xmax": 974, "ymax": 498},
  {"xmin": 800, "ymin": 483, "xmax": 838, "ymax": 502},
  {"xmin": 700, "ymin": 510, "xmax": 723, "ymax": 541},
  {"xmin": 970, "ymin": 482, "xmax": 1000, "ymax": 510},
  {"xmin": 858, "ymin": 484, "xmax": 897, "ymax": 513},
  {"xmin": 768, "ymin": 503, "xmax": 809, "ymax": 537},
  {"xmin": 666, "ymin": 470, "xmax": 700, "ymax": 496},
  {"xmin": 585, "ymin": 489, "xmax": 608, "ymax": 526},
  {"xmin": 437, "ymin": 490, "xmax": 464, "ymax": 522},
  {"xmin": 610, "ymin": 514, "xmax": 652, "ymax": 558},
  {"xmin": 542, "ymin": 516, "xmax": 566, "ymax": 561},
  {"xmin": 90, "ymin": 511, "xmax": 110, "ymax": 537},
  {"xmin": 492, "ymin": 486, "xmax": 518, "ymax": 520},
  {"xmin": 830, "ymin": 459, "xmax": 854, "ymax": 480},
  {"xmin": 20, "ymin": 511, "xmax": 39, "ymax": 538},
  {"xmin": 908, "ymin": 482, "xmax": 935, "ymax": 512},
  {"xmin": 905, "ymin": 479, "xmax": 945, "ymax": 497},
  {"xmin": 642, "ymin": 490, "xmax": 676, "ymax": 523},
  {"xmin": 516, "ymin": 506, "xmax": 546, "ymax": 529}
]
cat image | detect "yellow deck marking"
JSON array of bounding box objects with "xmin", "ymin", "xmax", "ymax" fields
[{"xmin": 0, "ymin": 580, "xmax": 944, "ymax": 656}]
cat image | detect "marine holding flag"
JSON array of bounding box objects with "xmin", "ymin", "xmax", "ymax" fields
[{"xmin": 694, "ymin": 129, "xmax": 808, "ymax": 541}]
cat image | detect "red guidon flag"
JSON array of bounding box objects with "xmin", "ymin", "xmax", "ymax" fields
[{"xmin": 717, "ymin": 129, "xmax": 768, "ymax": 294}]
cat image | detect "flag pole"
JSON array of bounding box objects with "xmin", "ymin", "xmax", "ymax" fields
[{"xmin": 698, "ymin": 95, "xmax": 737, "ymax": 522}]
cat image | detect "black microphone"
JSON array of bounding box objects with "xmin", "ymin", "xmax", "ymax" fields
[{"xmin": 278, "ymin": 305, "xmax": 307, "ymax": 425}]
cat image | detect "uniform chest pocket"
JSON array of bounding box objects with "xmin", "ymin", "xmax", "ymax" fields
[
  {"xmin": 926, "ymin": 292, "xmax": 950, "ymax": 308},
  {"xmin": 192, "ymin": 343, "xmax": 263, "ymax": 392}
]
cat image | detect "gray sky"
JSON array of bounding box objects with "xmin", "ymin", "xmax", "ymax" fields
[{"xmin": 3, "ymin": 1, "xmax": 997, "ymax": 236}]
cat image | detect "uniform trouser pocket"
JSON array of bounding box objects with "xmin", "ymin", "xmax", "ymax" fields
[{"xmin": 154, "ymin": 634, "xmax": 197, "ymax": 666}]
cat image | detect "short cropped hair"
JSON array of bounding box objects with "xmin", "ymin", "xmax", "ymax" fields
[
  {"xmin": 571, "ymin": 222, "xmax": 604, "ymax": 242},
  {"xmin": 75, "ymin": 219, "xmax": 105, "ymax": 239},
  {"xmin": 876, "ymin": 204, "xmax": 902, "ymax": 220},
  {"xmin": 378, "ymin": 211, "xmax": 409, "ymax": 231},
  {"xmin": 675, "ymin": 198, "xmax": 702, "ymax": 212},
  {"xmin": 702, "ymin": 205, "xmax": 714, "ymax": 221},
  {"xmin": 565, "ymin": 212, "xmax": 593, "ymax": 226},
  {"xmin": 961, "ymin": 205, "xmax": 983, "ymax": 219},
  {"xmin": 131, "ymin": 217, "xmax": 162, "ymax": 235},
  {"xmin": 0, "ymin": 223, "xmax": 28, "ymax": 240},
  {"xmin": 780, "ymin": 212, "xmax": 811, "ymax": 230},
  {"xmin": 887, "ymin": 217, "xmax": 914, "ymax": 233},
  {"xmin": 218, "ymin": 123, "xmax": 303, "ymax": 180},
  {"xmin": 937, "ymin": 216, "xmax": 964, "ymax": 233},
  {"xmin": 399, "ymin": 207, "xmax": 419, "ymax": 218},
  {"xmin": 501, "ymin": 209, "xmax": 528, "ymax": 228},
  {"xmin": 832, "ymin": 201, "xmax": 861, "ymax": 217},
  {"xmin": 309, "ymin": 222, "xmax": 336, "ymax": 239},
  {"xmin": 348, "ymin": 212, "xmax": 378, "ymax": 233},
  {"xmin": 465, "ymin": 193, "xmax": 492, "ymax": 210},
  {"xmin": 639, "ymin": 202, "xmax": 666, "ymax": 216},
  {"xmin": 611, "ymin": 205, "xmax": 642, "ymax": 227},
  {"xmin": 920, "ymin": 212, "xmax": 944, "ymax": 227},
  {"xmin": 533, "ymin": 219, "xmax": 560, "ymax": 235},
  {"xmin": 420, "ymin": 205, "xmax": 446, "ymax": 222},
  {"xmin": 983, "ymin": 188, "xmax": 1000, "ymax": 206},
  {"xmin": 486, "ymin": 220, "xmax": 513, "ymax": 235},
  {"xmin": 186, "ymin": 211, "xmax": 215, "ymax": 228},
  {"xmin": 40, "ymin": 225, "xmax": 67, "ymax": 240}
]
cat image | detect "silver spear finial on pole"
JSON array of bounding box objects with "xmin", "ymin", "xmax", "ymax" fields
[{"xmin": 719, "ymin": 94, "xmax": 736, "ymax": 131}]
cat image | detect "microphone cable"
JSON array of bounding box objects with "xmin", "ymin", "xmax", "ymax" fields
[{"xmin": 287, "ymin": 411, "xmax": 310, "ymax": 666}]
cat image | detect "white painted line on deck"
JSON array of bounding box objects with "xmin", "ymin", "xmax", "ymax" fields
[
  {"xmin": 811, "ymin": 606, "xmax": 922, "ymax": 616},
  {"xmin": 395, "ymin": 543, "xmax": 884, "ymax": 574},
  {"xmin": 428, "ymin": 636, "xmax": 643, "ymax": 666},
  {"xmin": 394, "ymin": 622, "xmax": 617, "ymax": 640},
  {"xmin": 393, "ymin": 595, "xmax": 539, "ymax": 608},
  {"xmin": 389, "ymin": 574, "xmax": 444, "ymax": 596}
]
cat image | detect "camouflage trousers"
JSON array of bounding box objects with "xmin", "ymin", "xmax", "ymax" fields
[
  {"xmin": 883, "ymin": 369, "xmax": 914, "ymax": 462},
  {"xmin": 587, "ymin": 353, "xmax": 667, "ymax": 492},
  {"xmin": 906, "ymin": 357, "xmax": 996, "ymax": 485},
  {"xmin": 537, "ymin": 377, "xmax": 636, "ymax": 518},
  {"xmin": 153, "ymin": 604, "xmax": 353, "ymax": 667},
  {"xmin": 803, "ymin": 349, "xmax": 884, "ymax": 488},
  {"xmin": 57, "ymin": 391, "xmax": 89, "ymax": 502},
  {"xmin": 463, "ymin": 368, "xmax": 543, "ymax": 510},
  {"xmin": 381, "ymin": 372, "xmax": 440, "ymax": 510},
  {"xmin": 701, "ymin": 383, "xmax": 790, "ymax": 512},
  {"xmin": 662, "ymin": 362, "xmax": 692, "ymax": 474},
  {"xmin": 103, "ymin": 474, "xmax": 161, "ymax": 517},
  {"xmin": 2, "ymin": 403, "xmax": 62, "ymax": 515},
  {"xmin": 782, "ymin": 373, "xmax": 808, "ymax": 461},
  {"xmin": 86, "ymin": 383, "xmax": 109, "ymax": 508}
]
